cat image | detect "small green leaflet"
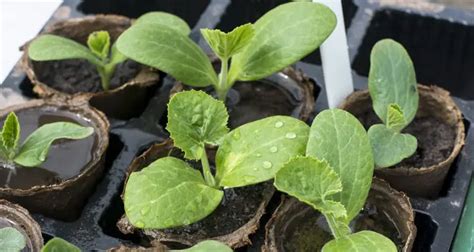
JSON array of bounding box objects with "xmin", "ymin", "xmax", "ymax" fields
[
  {"xmin": 87, "ymin": 31, "xmax": 110, "ymax": 60},
  {"xmin": 322, "ymin": 230, "xmax": 397, "ymax": 252},
  {"xmin": 167, "ymin": 90, "xmax": 229, "ymax": 160},
  {"xmin": 386, "ymin": 103, "xmax": 406, "ymax": 132},
  {"xmin": 171, "ymin": 240, "xmax": 232, "ymax": 252},
  {"xmin": 0, "ymin": 227, "xmax": 26, "ymax": 252},
  {"xmin": 14, "ymin": 122, "xmax": 94, "ymax": 167},
  {"xmin": 41, "ymin": 237, "xmax": 81, "ymax": 252},
  {"xmin": 216, "ymin": 116, "xmax": 309, "ymax": 188},
  {"xmin": 124, "ymin": 157, "xmax": 223, "ymax": 229},
  {"xmin": 274, "ymin": 156, "xmax": 347, "ymax": 219},
  {"xmin": 29, "ymin": 34, "xmax": 102, "ymax": 66},
  {"xmin": 369, "ymin": 39, "xmax": 418, "ymax": 125},
  {"xmin": 307, "ymin": 109, "xmax": 374, "ymax": 223},
  {"xmin": 201, "ymin": 24, "xmax": 255, "ymax": 60},
  {"xmin": 368, "ymin": 124, "xmax": 417, "ymax": 168},
  {"xmin": 134, "ymin": 11, "xmax": 191, "ymax": 35},
  {"xmin": 1, "ymin": 112, "xmax": 20, "ymax": 159}
]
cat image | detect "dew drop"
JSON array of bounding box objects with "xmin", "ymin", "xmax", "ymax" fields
[
  {"xmin": 253, "ymin": 167, "xmax": 258, "ymax": 171},
  {"xmin": 286, "ymin": 132, "xmax": 297, "ymax": 139},
  {"xmin": 275, "ymin": 121, "xmax": 284, "ymax": 128},
  {"xmin": 270, "ymin": 146, "xmax": 278, "ymax": 153},
  {"xmin": 244, "ymin": 175, "xmax": 256, "ymax": 183},
  {"xmin": 135, "ymin": 220, "xmax": 145, "ymax": 228},
  {"xmin": 232, "ymin": 131, "xmax": 241, "ymax": 140},
  {"xmin": 140, "ymin": 207, "xmax": 150, "ymax": 215},
  {"xmin": 263, "ymin": 161, "xmax": 273, "ymax": 169},
  {"xmin": 256, "ymin": 153, "xmax": 262, "ymax": 157}
]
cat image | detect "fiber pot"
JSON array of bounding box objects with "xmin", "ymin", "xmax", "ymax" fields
[
  {"xmin": 171, "ymin": 65, "xmax": 315, "ymax": 128},
  {"xmin": 0, "ymin": 98, "xmax": 109, "ymax": 220},
  {"xmin": 0, "ymin": 199, "xmax": 43, "ymax": 252},
  {"xmin": 117, "ymin": 140, "xmax": 275, "ymax": 249},
  {"xmin": 264, "ymin": 178, "xmax": 416, "ymax": 252},
  {"xmin": 21, "ymin": 15, "xmax": 160, "ymax": 119},
  {"xmin": 340, "ymin": 85, "xmax": 465, "ymax": 198}
]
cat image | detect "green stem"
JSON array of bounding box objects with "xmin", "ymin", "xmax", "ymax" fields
[
  {"xmin": 325, "ymin": 214, "xmax": 349, "ymax": 240},
  {"xmin": 97, "ymin": 63, "xmax": 116, "ymax": 91},
  {"xmin": 201, "ymin": 149, "xmax": 216, "ymax": 187},
  {"xmin": 216, "ymin": 58, "xmax": 229, "ymax": 101}
]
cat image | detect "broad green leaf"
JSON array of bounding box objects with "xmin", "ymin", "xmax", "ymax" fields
[
  {"xmin": 14, "ymin": 122, "xmax": 94, "ymax": 167},
  {"xmin": 0, "ymin": 227, "xmax": 26, "ymax": 252},
  {"xmin": 322, "ymin": 230, "xmax": 397, "ymax": 252},
  {"xmin": 368, "ymin": 124, "xmax": 417, "ymax": 168},
  {"xmin": 201, "ymin": 24, "xmax": 254, "ymax": 59},
  {"xmin": 307, "ymin": 109, "xmax": 374, "ymax": 223},
  {"xmin": 116, "ymin": 24, "xmax": 218, "ymax": 87},
  {"xmin": 109, "ymin": 43, "xmax": 127, "ymax": 66},
  {"xmin": 216, "ymin": 116, "xmax": 309, "ymax": 188},
  {"xmin": 386, "ymin": 103, "xmax": 406, "ymax": 132},
  {"xmin": 228, "ymin": 2, "xmax": 336, "ymax": 82},
  {"xmin": 1, "ymin": 112, "xmax": 20, "ymax": 158},
  {"xmin": 124, "ymin": 157, "xmax": 223, "ymax": 229},
  {"xmin": 275, "ymin": 156, "xmax": 346, "ymax": 219},
  {"xmin": 41, "ymin": 237, "xmax": 81, "ymax": 252},
  {"xmin": 171, "ymin": 240, "xmax": 232, "ymax": 252},
  {"xmin": 135, "ymin": 12, "xmax": 191, "ymax": 35},
  {"xmin": 29, "ymin": 34, "xmax": 102, "ymax": 66},
  {"xmin": 167, "ymin": 90, "xmax": 229, "ymax": 160},
  {"xmin": 87, "ymin": 30, "xmax": 110, "ymax": 60},
  {"xmin": 369, "ymin": 39, "xmax": 418, "ymax": 125}
]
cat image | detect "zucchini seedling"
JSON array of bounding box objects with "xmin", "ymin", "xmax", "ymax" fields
[
  {"xmin": 275, "ymin": 109, "xmax": 397, "ymax": 251},
  {"xmin": 0, "ymin": 112, "xmax": 93, "ymax": 168},
  {"xmin": 0, "ymin": 227, "xmax": 26, "ymax": 252},
  {"xmin": 116, "ymin": 2, "xmax": 336, "ymax": 101},
  {"xmin": 367, "ymin": 39, "xmax": 419, "ymax": 168},
  {"xmin": 124, "ymin": 90, "xmax": 309, "ymax": 229}
]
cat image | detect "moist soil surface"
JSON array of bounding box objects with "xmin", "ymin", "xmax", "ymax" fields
[
  {"xmin": 0, "ymin": 107, "xmax": 97, "ymax": 189},
  {"xmin": 357, "ymin": 110, "xmax": 456, "ymax": 169},
  {"xmin": 34, "ymin": 59, "xmax": 140, "ymax": 94},
  {"xmin": 279, "ymin": 200, "xmax": 404, "ymax": 251}
]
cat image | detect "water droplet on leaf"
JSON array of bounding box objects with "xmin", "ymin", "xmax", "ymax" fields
[
  {"xmin": 233, "ymin": 131, "xmax": 241, "ymax": 140},
  {"xmin": 263, "ymin": 161, "xmax": 272, "ymax": 169},
  {"xmin": 286, "ymin": 132, "xmax": 296, "ymax": 139},
  {"xmin": 140, "ymin": 207, "xmax": 150, "ymax": 215},
  {"xmin": 256, "ymin": 153, "xmax": 262, "ymax": 157},
  {"xmin": 270, "ymin": 146, "xmax": 278, "ymax": 153},
  {"xmin": 275, "ymin": 121, "xmax": 284, "ymax": 128}
]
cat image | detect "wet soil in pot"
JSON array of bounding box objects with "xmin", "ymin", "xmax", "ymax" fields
[
  {"xmin": 33, "ymin": 59, "xmax": 140, "ymax": 94},
  {"xmin": 0, "ymin": 106, "xmax": 97, "ymax": 189}
]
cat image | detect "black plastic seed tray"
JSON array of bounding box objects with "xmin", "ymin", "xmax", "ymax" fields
[{"xmin": 1, "ymin": 0, "xmax": 473, "ymax": 251}]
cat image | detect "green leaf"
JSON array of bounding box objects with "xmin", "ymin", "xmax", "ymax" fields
[
  {"xmin": 116, "ymin": 24, "xmax": 218, "ymax": 87},
  {"xmin": 108, "ymin": 43, "xmax": 127, "ymax": 66},
  {"xmin": 29, "ymin": 34, "xmax": 102, "ymax": 66},
  {"xmin": 216, "ymin": 116, "xmax": 309, "ymax": 188},
  {"xmin": 87, "ymin": 30, "xmax": 110, "ymax": 60},
  {"xmin": 201, "ymin": 24, "xmax": 254, "ymax": 60},
  {"xmin": 124, "ymin": 157, "xmax": 223, "ymax": 229},
  {"xmin": 386, "ymin": 103, "xmax": 406, "ymax": 132},
  {"xmin": 0, "ymin": 227, "xmax": 26, "ymax": 252},
  {"xmin": 41, "ymin": 237, "xmax": 81, "ymax": 252},
  {"xmin": 368, "ymin": 124, "xmax": 417, "ymax": 168},
  {"xmin": 134, "ymin": 12, "xmax": 191, "ymax": 35},
  {"xmin": 1, "ymin": 112, "xmax": 20, "ymax": 159},
  {"xmin": 322, "ymin": 230, "xmax": 397, "ymax": 252},
  {"xmin": 275, "ymin": 156, "xmax": 346, "ymax": 219},
  {"xmin": 307, "ymin": 109, "xmax": 374, "ymax": 223},
  {"xmin": 369, "ymin": 39, "xmax": 418, "ymax": 125},
  {"xmin": 171, "ymin": 240, "xmax": 232, "ymax": 252},
  {"xmin": 228, "ymin": 2, "xmax": 336, "ymax": 83},
  {"xmin": 167, "ymin": 90, "xmax": 229, "ymax": 160},
  {"xmin": 14, "ymin": 122, "xmax": 94, "ymax": 167}
]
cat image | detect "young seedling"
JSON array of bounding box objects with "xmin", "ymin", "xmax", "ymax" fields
[
  {"xmin": 27, "ymin": 12, "xmax": 190, "ymax": 91},
  {"xmin": 116, "ymin": 2, "xmax": 336, "ymax": 101},
  {"xmin": 367, "ymin": 39, "xmax": 419, "ymax": 168},
  {"xmin": 0, "ymin": 227, "xmax": 26, "ymax": 252},
  {"xmin": 275, "ymin": 109, "xmax": 397, "ymax": 251},
  {"xmin": 0, "ymin": 112, "xmax": 93, "ymax": 169},
  {"xmin": 124, "ymin": 90, "xmax": 309, "ymax": 229}
]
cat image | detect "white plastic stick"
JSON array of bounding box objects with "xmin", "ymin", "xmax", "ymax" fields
[{"xmin": 313, "ymin": 0, "xmax": 354, "ymax": 108}]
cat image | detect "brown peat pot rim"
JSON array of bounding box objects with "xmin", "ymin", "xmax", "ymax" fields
[
  {"xmin": 171, "ymin": 65, "xmax": 315, "ymax": 124},
  {"xmin": 118, "ymin": 140, "xmax": 275, "ymax": 249},
  {"xmin": 0, "ymin": 199, "xmax": 44, "ymax": 251},
  {"xmin": 339, "ymin": 85, "xmax": 465, "ymax": 197},
  {"xmin": 20, "ymin": 14, "xmax": 160, "ymax": 103},
  {"xmin": 263, "ymin": 178, "xmax": 416, "ymax": 252},
  {"xmin": 0, "ymin": 98, "xmax": 109, "ymax": 196}
]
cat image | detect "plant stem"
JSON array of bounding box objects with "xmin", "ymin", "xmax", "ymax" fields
[
  {"xmin": 97, "ymin": 63, "xmax": 115, "ymax": 91},
  {"xmin": 216, "ymin": 58, "xmax": 229, "ymax": 101},
  {"xmin": 325, "ymin": 214, "xmax": 349, "ymax": 240},
  {"xmin": 201, "ymin": 149, "xmax": 216, "ymax": 187}
]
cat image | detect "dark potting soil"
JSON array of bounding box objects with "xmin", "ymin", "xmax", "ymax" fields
[
  {"xmin": 279, "ymin": 201, "xmax": 404, "ymax": 252},
  {"xmin": 0, "ymin": 107, "xmax": 97, "ymax": 189},
  {"xmin": 0, "ymin": 217, "xmax": 33, "ymax": 252},
  {"xmin": 357, "ymin": 111, "xmax": 456, "ymax": 169},
  {"xmin": 34, "ymin": 59, "xmax": 140, "ymax": 94}
]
